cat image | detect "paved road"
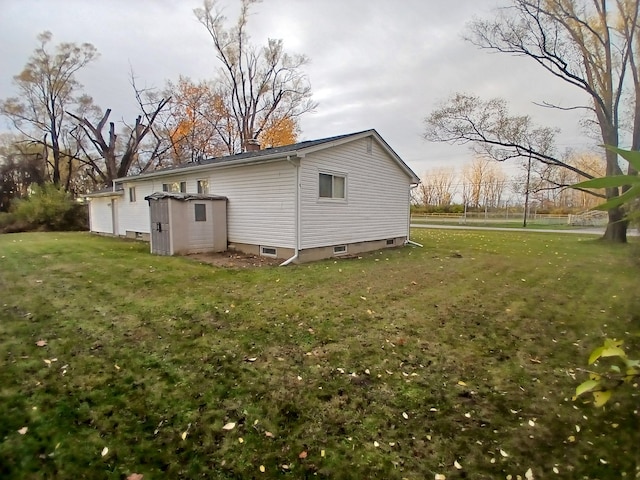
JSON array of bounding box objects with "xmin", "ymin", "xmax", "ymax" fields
[{"xmin": 410, "ymin": 223, "xmax": 640, "ymax": 236}]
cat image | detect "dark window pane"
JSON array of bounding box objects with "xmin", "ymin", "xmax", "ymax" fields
[
  {"xmin": 195, "ymin": 203, "xmax": 206, "ymax": 221},
  {"xmin": 319, "ymin": 173, "xmax": 332, "ymax": 197}
]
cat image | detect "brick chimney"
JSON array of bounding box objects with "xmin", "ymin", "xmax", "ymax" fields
[{"xmin": 245, "ymin": 139, "xmax": 261, "ymax": 152}]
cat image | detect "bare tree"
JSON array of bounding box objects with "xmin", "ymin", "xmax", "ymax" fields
[
  {"xmin": 0, "ymin": 32, "xmax": 99, "ymax": 188},
  {"xmin": 68, "ymin": 94, "xmax": 171, "ymax": 187},
  {"xmin": 425, "ymin": 0, "xmax": 640, "ymax": 242},
  {"xmin": 194, "ymin": 0, "xmax": 317, "ymax": 152}
]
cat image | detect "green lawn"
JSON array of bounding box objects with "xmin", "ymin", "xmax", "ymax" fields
[{"xmin": 0, "ymin": 230, "xmax": 638, "ymax": 479}]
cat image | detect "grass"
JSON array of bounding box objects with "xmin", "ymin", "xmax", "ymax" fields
[{"xmin": 0, "ymin": 230, "xmax": 638, "ymax": 479}]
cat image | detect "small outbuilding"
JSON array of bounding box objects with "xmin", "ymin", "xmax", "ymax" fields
[{"xmin": 145, "ymin": 192, "xmax": 227, "ymax": 256}]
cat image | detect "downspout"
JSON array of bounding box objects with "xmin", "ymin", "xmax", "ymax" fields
[
  {"xmin": 406, "ymin": 184, "xmax": 424, "ymax": 248},
  {"xmin": 280, "ymin": 155, "xmax": 300, "ymax": 266}
]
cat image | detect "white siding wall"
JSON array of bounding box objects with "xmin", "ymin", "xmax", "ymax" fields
[
  {"xmin": 299, "ymin": 138, "xmax": 411, "ymax": 249},
  {"xmin": 117, "ymin": 161, "xmax": 296, "ymax": 247},
  {"xmin": 88, "ymin": 197, "xmax": 116, "ymax": 234},
  {"xmin": 210, "ymin": 161, "xmax": 296, "ymax": 248},
  {"xmin": 119, "ymin": 182, "xmax": 155, "ymax": 234}
]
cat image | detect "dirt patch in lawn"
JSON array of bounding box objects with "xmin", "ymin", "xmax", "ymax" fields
[{"xmin": 186, "ymin": 249, "xmax": 282, "ymax": 268}]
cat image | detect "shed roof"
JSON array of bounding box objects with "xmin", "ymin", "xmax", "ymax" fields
[{"xmin": 144, "ymin": 192, "xmax": 228, "ymax": 202}]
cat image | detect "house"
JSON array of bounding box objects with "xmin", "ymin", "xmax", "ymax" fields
[{"xmin": 86, "ymin": 129, "xmax": 420, "ymax": 264}]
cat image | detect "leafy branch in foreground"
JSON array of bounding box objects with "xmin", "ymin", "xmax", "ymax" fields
[
  {"xmin": 574, "ymin": 339, "xmax": 640, "ymax": 407},
  {"xmin": 573, "ymin": 146, "xmax": 640, "ymax": 223}
]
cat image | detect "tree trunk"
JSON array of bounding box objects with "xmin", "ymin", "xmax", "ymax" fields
[{"xmin": 602, "ymin": 206, "xmax": 628, "ymax": 243}]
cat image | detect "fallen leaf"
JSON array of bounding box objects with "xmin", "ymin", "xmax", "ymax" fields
[
  {"xmin": 114, "ymin": 364, "xmax": 121, "ymax": 370},
  {"xmin": 499, "ymin": 449, "xmax": 509, "ymax": 457},
  {"xmin": 222, "ymin": 422, "xmax": 236, "ymax": 431},
  {"xmin": 457, "ymin": 380, "xmax": 467, "ymax": 386},
  {"xmin": 127, "ymin": 474, "xmax": 144, "ymax": 480},
  {"xmin": 18, "ymin": 427, "xmax": 28, "ymax": 435},
  {"xmin": 552, "ymin": 467, "xmax": 559, "ymax": 474},
  {"xmin": 181, "ymin": 431, "xmax": 188, "ymax": 440},
  {"xmin": 44, "ymin": 359, "xmax": 51, "ymax": 366},
  {"xmin": 525, "ymin": 468, "xmax": 534, "ymax": 479},
  {"xmin": 454, "ymin": 460, "xmax": 462, "ymax": 469},
  {"xmin": 402, "ymin": 412, "xmax": 409, "ymax": 419},
  {"xmin": 246, "ymin": 357, "xmax": 257, "ymax": 362},
  {"xmin": 435, "ymin": 474, "xmax": 446, "ymax": 480},
  {"xmin": 568, "ymin": 435, "xmax": 576, "ymax": 442},
  {"xmin": 101, "ymin": 447, "xmax": 109, "ymax": 457},
  {"xmin": 321, "ymin": 449, "xmax": 325, "ymax": 457},
  {"xmin": 299, "ymin": 450, "xmax": 307, "ymax": 459},
  {"xmin": 373, "ymin": 441, "xmax": 380, "ymax": 447},
  {"xmin": 238, "ymin": 437, "xmax": 244, "ymax": 443},
  {"xmin": 259, "ymin": 465, "xmax": 265, "ymax": 472},
  {"xmin": 528, "ymin": 420, "xmax": 535, "ymax": 427},
  {"xmin": 281, "ymin": 464, "xmax": 290, "ymax": 470},
  {"xmin": 265, "ymin": 431, "xmax": 274, "ymax": 438},
  {"xmin": 35, "ymin": 340, "xmax": 47, "ymax": 347}
]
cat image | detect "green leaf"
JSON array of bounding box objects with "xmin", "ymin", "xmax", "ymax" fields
[
  {"xmin": 588, "ymin": 347, "xmax": 605, "ymax": 365},
  {"xmin": 590, "ymin": 184, "xmax": 640, "ymax": 211},
  {"xmin": 592, "ymin": 390, "xmax": 611, "ymax": 407},
  {"xmin": 576, "ymin": 379, "xmax": 599, "ymax": 397},
  {"xmin": 574, "ymin": 175, "xmax": 640, "ymax": 189},
  {"xmin": 604, "ymin": 145, "xmax": 640, "ymax": 171},
  {"xmin": 600, "ymin": 345, "xmax": 626, "ymax": 359},
  {"xmin": 609, "ymin": 364, "xmax": 621, "ymax": 373}
]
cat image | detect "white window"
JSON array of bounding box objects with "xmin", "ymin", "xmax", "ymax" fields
[
  {"xmin": 128, "ymin": 187, "xmax": 136, "ymax": 202},
  {"xmin": 197, "ymin": 179, "xmax": 209, "ymax": 194},
  {"xmin": 162, "ymin": 181, "xmax": 187, "ymax": 193},
  {"xmin": 194, "ymin": 204, "xmax": 206, "ymax": 222},
  {"xmin": 319, "ymin": 173, "xmax": 346, "ymax": 199},
  {"xmin": 333, "ymin": 245, "xmax": 347, "ymax": 255},
  {"xmin": 260, "ymin": 246, "xmax": 277, "ymax": 257},
  {"xmin": 386, "ymin": 238, "xmax": 395, "ymax": 246}
]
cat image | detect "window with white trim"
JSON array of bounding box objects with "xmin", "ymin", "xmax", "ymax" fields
[
  {"xmin": 319, "ymin": 173, "xmax": 346, "ymax": 199},
  {"xmin": 260, "ymin": 246, "xmax": 277, "ymax": 257},
  {"xmin": 162, "ymin": 181, "xmax": 187, "ymax": 193},
  {"xmin": 333, "ymin": 245, "xmax": 347, "ymax": 255},
  {"xmin": 197, "ymin": 179, "xmax": 209, "ymax": 194}
]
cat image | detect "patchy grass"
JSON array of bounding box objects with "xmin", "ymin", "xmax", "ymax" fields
[{"xmin": 0, "ymin": 230, "xmax": 638, "ymax": 479}]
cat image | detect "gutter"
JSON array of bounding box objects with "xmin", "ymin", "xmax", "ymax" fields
[{"xmin": 280, "ymin": 155, "xmax": 301, "ymax": 266}]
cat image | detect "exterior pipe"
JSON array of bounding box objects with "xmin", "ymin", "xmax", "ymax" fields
[
  {"xmin": 280, "ymin": 155, "xmax": 300, "ymax": 266},
  {"xmin": 405, "ymin": 183, "xmax": 423, "ymax": 248}
]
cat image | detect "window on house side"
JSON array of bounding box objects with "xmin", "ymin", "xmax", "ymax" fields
[
  {"xmin": 260, "ymin": 246, "xmax": 277, "ymax": 257},
  {"xmin": 197, "ymin": 179, "xmax": 209, "ymax": 194},
  {"xmin": 129, "ymin": 187, "xmax": 136, "ymax": 202},
  {"xmin": 333, "ymin": 245, "xmax": 347, "ymax": 255},
  {"xmin": 319, "ymin": 173, "xmax": 346, "ymax": 199},
  {"xmin": 162, "ymin": 182, "xmax": 187, "ymax": 193},
  {"xmin": 194, "ymin": 204, "xmax": 206, "ymax": 222}
]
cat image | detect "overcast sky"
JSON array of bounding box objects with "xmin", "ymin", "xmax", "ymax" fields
[{"xmin": 0, "ymin": 0, "xmax": 594, "ymax": 178}]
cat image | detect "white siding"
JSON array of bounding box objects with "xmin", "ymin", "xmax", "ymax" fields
[
  {"xmin": 119, "ymin": 182, "xmax": 155, "ymax": 234},
  {"xmin": 88, "ymin": 197, "xmax": 115, "ymax": 234},
  {"xmin": 210, "ymin": 161, "xmax": 296, "ymax": 248},
  {"xmin": 117, "ymin": 161, "xmax": 296, "ymax": 247},
  {"xmin": 299, "ymin": 137, "xmax": 410, "ymax": 249}
]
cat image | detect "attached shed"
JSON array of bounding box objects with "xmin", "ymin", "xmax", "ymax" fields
[{"xmin": 145, "ymin": 192, "xmax": 227, "ymax": 256}]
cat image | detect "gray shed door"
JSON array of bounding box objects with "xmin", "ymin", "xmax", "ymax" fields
[{"xmin": 149, "ymin": 198, "xmax": 170, "ymax": 255}]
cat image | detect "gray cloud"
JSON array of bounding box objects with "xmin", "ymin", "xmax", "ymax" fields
[{"xmin": 0, "ymin": 0, "xmax": 595, "ymax": 179}]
